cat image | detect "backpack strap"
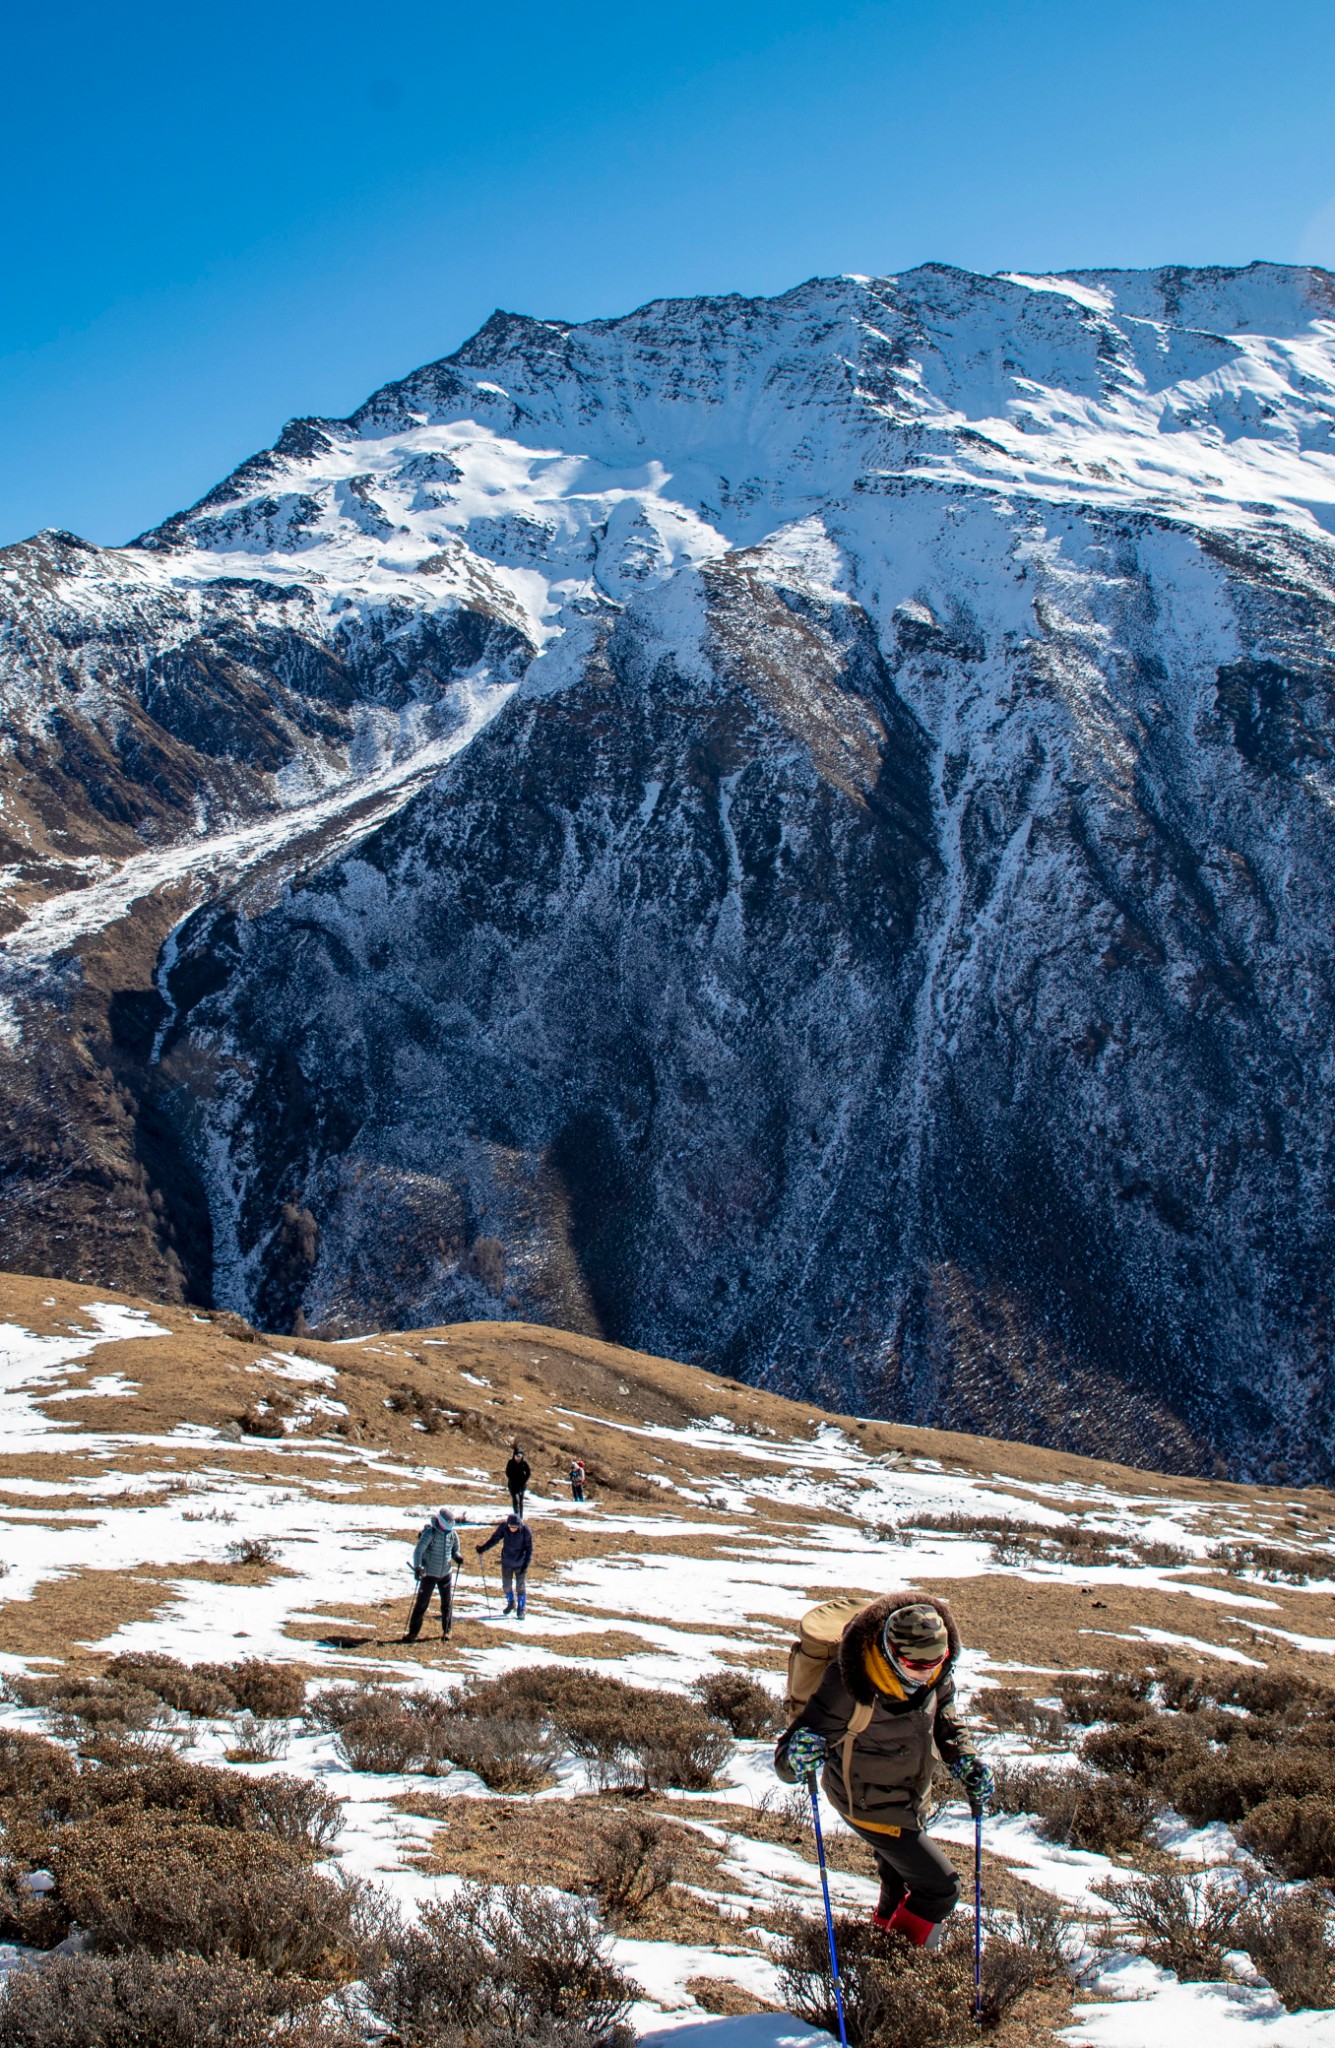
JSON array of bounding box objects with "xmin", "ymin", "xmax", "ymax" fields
[{"xmin": 839, "ymin": 1698, "xmax": 875, "ymax": 1804}]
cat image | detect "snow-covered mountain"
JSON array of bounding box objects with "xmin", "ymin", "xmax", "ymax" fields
[{"xmin": 4, "ymin": 262, "xmax": 1335, "ymax": 1481}]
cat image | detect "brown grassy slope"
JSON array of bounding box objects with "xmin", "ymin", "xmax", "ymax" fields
[{"xmin": 1, "ymin": 1269, "xmax": 1333, "ymax": 1684}]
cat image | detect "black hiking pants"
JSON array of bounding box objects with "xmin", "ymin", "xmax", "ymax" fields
[
  {"xmin": 509, "ymin": 1489, "xmax": 526, "ymax": 1518},
  {"xmin": 848, "ymin": 1819, "xmax": 960, "ymax": 1924},
  {"xmin": 406, "ymin": 1573, "xmax": 453, "ymax": 1640}
]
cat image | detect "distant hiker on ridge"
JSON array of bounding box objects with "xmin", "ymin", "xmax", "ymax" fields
[
  {"xmin": 477, "ymin": 1510, "xmax": 532, "ymax": 1617},
  {"xmin": 505, "ymin": 1443, "xmax": 531, "ymax": 1517},
  {"xmin": 401, "ymin": 1506, "xmax": 462, "ymax": 1642},
  {"xmin": 775, "ymin": 1593, "xmax": 993, "ymax": 1948},
  {"xmin": 569, "ymin": 1456, "xmax": 586, "ymax": 1503}
]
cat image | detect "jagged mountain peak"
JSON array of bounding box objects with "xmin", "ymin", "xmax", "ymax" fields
[{"xmin": 5, "ymin": 262, "xmax": 1335, "ymax": 1484}]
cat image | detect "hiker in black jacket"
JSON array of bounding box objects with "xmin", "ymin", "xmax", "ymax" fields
[
  {"xmin": 505, "ymin": 1445, "xmax": 531, "ymax": 1518},
  {"xmin": 477, "ymin": 1512, "xmax": 533, "ymax": 1617}
]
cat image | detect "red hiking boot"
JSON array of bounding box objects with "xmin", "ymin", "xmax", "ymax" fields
[{"xmin": 873, "ymin": 1900, "xmax": 943, "ymax": 1949}]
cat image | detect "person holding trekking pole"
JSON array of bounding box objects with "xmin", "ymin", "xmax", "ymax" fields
[
  {"xmin": 477, "ymin": 1510, "xmax": 533, "ymax": 1618},
  {"xmin": 775, "ymin": 1594, "xmax": 992, "ymax": 1951},
  {"xmin": 401, "ymin": 1506, "xmax": 463, "ymax": 1642},
  {"xmin": 505, "ymin": 1444, "xmax": 531, "ymax": 1519}
]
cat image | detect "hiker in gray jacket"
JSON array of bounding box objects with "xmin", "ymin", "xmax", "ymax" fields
[{"xmin": 402, "ymin": 1507, "xmax": 463, "ymax": 1642}]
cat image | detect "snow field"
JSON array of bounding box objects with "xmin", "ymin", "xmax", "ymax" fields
[{"xmin": 1, "ymin": 1303, "xmax": 1334, "ymax": 2043}]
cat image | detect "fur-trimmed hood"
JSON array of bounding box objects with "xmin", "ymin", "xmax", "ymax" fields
[{"xmin": 838, "ymin": 1591, "xmax": 962, "ymax": 1705}]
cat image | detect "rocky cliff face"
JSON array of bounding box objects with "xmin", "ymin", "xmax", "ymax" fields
[{"xmin": 4, "ymin": 263, "xmax": 1335, "ymax": 1480}]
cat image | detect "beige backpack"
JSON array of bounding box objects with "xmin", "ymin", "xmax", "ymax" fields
[{"xmin": 785, "ymin": 1596, "xmax": 875, "ymax": 1783}]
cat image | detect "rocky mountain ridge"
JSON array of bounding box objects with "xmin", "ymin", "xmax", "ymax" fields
[{"xmin": 4, "ymin": 263, "xmax": 1335, "ymax": 1482}]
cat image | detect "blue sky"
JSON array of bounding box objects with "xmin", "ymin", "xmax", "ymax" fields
[{"xmin": 5, "ymin": 0, "xmax": 1335, "ymax": 545}]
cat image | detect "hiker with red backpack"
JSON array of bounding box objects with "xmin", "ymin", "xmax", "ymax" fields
[{"xmin": 775, "ymin": 1593, "xmax": 993, "ymax": 1951}]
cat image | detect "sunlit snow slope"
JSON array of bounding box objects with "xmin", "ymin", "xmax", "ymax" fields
[
  {"xmin": 3, "ymin": 265, "xmax": 1335, "ymax": 1480},
  {"xmin": 1, "ymin": 1275, "xmax": 1333, "ymax": 2047}
]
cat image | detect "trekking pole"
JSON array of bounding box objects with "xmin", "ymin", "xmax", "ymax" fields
[
  {"xmin": 973, "ymin": 1809, "xmax": 983, "ymax": 2022},
  {"xmin": 805, "ymin": 1771, "xmax": 849, "ymax": 2048}
]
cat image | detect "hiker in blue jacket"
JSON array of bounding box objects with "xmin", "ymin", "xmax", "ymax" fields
[
  {"xmin": 477, "ymin": 1511, "xmax": 533, "ymax": 1617},
  {"xmin": 402, "ymin": 1507, "xmax": 462, "ymax": 1642}
]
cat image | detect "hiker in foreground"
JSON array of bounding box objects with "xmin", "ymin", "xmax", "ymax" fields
[
  {"xmin": 402, "ymin": 1506, "xmax": 462, "ymax": 1642},
  {"xmin": 505, "ymin": 1443, "xmax": 531, "ymax": 1517},
  {"xmin": 477, "ymin": 1510, "xmax": 533, "ymax": 1617},
  {"xmin": 775, "ymin": 1593, "xmax": 993, "ymax": 1948}
]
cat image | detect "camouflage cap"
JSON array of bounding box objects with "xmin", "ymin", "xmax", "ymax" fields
[{"xmin": 883, "ymin": 1603, "xmax": 949, "ymax": 1660}]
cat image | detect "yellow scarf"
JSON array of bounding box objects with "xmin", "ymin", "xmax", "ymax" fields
[{"xmin": 865, "ymin": 1639, "xmax": 943, "ymax": 1699}]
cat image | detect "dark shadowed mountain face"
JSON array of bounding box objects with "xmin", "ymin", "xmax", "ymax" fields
[{"xmin": 5, "ymin": 263, "xmax": 1335, "ymax": 1482}]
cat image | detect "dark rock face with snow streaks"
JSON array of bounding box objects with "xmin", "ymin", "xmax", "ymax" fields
[{"xmin": 5, "ymin": 263, "xmax": 1335, "ymax": 1481}]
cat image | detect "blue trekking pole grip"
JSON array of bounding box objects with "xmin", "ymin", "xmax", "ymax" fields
[{"xmin": 805, "ymin": 1770, "xmax": 849, "ymax": 2048}]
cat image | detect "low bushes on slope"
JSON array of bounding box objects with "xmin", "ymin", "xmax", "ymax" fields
[
  {"xmin": 432, "ymin": 1662, "xmax": 728, "ymax": 1794},
  {"xmin": 365, "ymin": 1883, "xmax": 635, "ymax": 2048},
  {"xmin": 1097, "ymin": 1869, "xmax": 1244, "ymax": 1983},
  {"xmin": 1237, "ymin": 1885, "xmax": 1335, "ymax": 2011},
  {"xmin": 692, "ymin": 1671, "xmax": 779, "ymax": 1738},
  {"xmin": 990, "ymin": 1762, "xmax": 1158, "ymax": 1854},
  {"xmin": 1081, "ymin": 1674, "xmax": 1335, "ymax": 1877},
  {"xmin": 0, "ymin": 1953, "xmax": 349, "ymax": 2048},
  {"xmin": 17, "ymin": 1656, "xmax": 307, "ymax": 1727},
  {"xmin": 777, "ymin": 1905, "xmax": 1068, "ymax": 2043},
  {"xmin": 0, "ymin": 1735, "xmax": 339, "ymax": 1863},
  {"xmin": 50, "ymin": 1816, "xmax": 366, "ymax": 1978}
]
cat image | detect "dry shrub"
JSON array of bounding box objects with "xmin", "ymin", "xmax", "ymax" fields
[
  {"xmin": 1002, "ymin": 1891, "xmax": 1084, "ymax": 1973},
  {"xmin": 52, "ymin": 1813, "xmax": 367, "ymax": 1978},
  {"xmin": 9, "ymin": 1675, "xmax": 163, "ymax": 1735},
  {"xmin": 226, "ymin": 1714, "xmax": 289, "ymax": 1763},
  {"xmin": 367, "ymin": 1883, "xmax": 635, "ymax": 2046},
  {"xmin": 0, "ymin": 1951, "xmax": 328, "ymax": 2048},
  {"xmin": 634, "ymin": 1700, "xmax": 731, "ymax": 1792},
  {"xmin": 1237, "ymin": 1885, "xmax": 1335, "ymax": 2011},
  {"xmin": 1222, "ymin": 1669, "xmax": 1332, "ymax": 1715},
  {"xmin": 1058, "ymin": 1670, "xmax": 1153, "ymax": 1727},
  {"xmin": 329, "ymin": 1689, "xmax": 456, "ymax": 1775},
  {"xmin": 1155, "ymin": 1664, "xmax": 1213, "ymax": 1713},
  {"xmin": 975, "ymin": 1688, "xmax": 1064, "ymax": 1742},
  {"xmin": 1170, "ymin": 1742, "xmax": 1330, "ymax": 1826},
  {"xmin": 1100, "ymin": 1868, "xmax": 1243, "ymax": 1981},
  {"xmin": 1209, "ymin": 1541, "xmax": 1335, "ymax": 1583},
  {"xmin": 692, "ymin": 1671, "xmax": 777, "ymax": 1738},
  {"xmin": 104, "ymin": 1655, "xmax": 238, "ymax": 1718},
  {"xmin": 441, "ymin": 1718, "xmax": 554, "ymax": 1793},
  {"xmin": 451, "ymin": 1667, "xmax": 730, "ymax": 1791},
  {"xmin": 227, "ymin": 1662, "xmax": 305, "ymax": 1719},
  {"xmin": 777, "ymin": 1907, "xmax": 1061, "ymax": 2043},
  {"xmin": 1239, "ymin": 1795, "xmax": 1335, "ymax": 1882},
  {"xmin": 588, "ymin": 1816, "xmax": 680, "ymax": 1925},
  {"xmin": 991, "ymin": 1763, "xmax": 1155, "ymax": 1853},
  {"xmin": 1081, "ymin": 1714, "xmax": 1208, "ymax": 1787},
  {"xmin": 0, "ymin": 1859, "xmax": 69, "ymax": 1949},
  {"xmin": 1048, "ymin": 1527, "xmax": 1127, "ymax": 1567},
  {"xmin": 243, "ymin": 1773, "xmax": 343, "ymax": 1854},
  {"xmin": 239, "ymin": 1412, "xmax": 285, "ymax": 1440},
  {"xmin": 88, "ymin": 1754, "xmax": 338, "ymax": 1855},
  {"xmin": 0, "ymin": 1728, "xmax": 80, "ymax": 1804},
  {"xmin": 308, "ymin": 1681, "xmax": 396, "ymax": 1731},
  {"xmin": 1, "ymin": 1744, "xmax": 336, "ymax": 1871},
  {"xmin": 335, "ymin": 1707, "xmax": 438, "ymax": 1775}
]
